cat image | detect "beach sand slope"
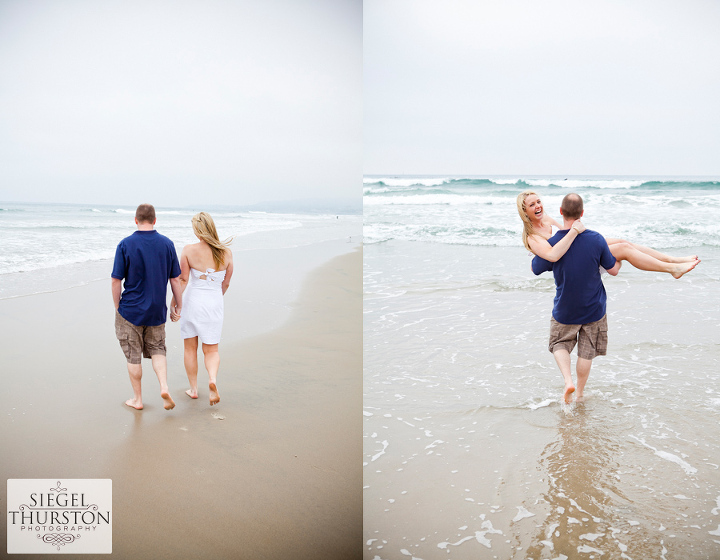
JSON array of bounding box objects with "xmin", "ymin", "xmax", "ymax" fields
[{"xmin": 0, "ymin": 248, "xmax": 361, "ymax": 560}]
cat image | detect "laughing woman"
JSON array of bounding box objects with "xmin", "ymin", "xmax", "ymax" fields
[{"xmin": 517, "ymin": 190, "xmax": 699, "ymax": 278}]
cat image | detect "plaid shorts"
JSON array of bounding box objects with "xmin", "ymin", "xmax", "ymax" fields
[
  {"xmin": 548, "ymin": 314, "xmax": 608, "ymax": 360},
  {"xmin": 115, "ymin": 311, "xmax": 166, "ymax": 364}
]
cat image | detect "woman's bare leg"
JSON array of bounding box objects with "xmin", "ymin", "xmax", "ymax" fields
[
  {"xmin": 606, "ymin": 238, "xmax": 697, "ymax": 263},
  {"xmin": 184, "ymin": 337, "xmax": 199, "ymax": 398},
  {"xmin": 610, "ymin": 242, "xmax": 699, "ymax": 279},
  {"xmin": 202, "ymin": 343, "xmax": 221, "ymax": 406}
]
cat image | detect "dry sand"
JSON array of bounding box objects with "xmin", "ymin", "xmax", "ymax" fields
[{"xmin": 0, "ymin": 246, "xmax": 361, "ymax": 559}]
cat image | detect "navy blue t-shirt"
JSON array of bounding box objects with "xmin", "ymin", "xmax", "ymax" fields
[
  {"xmin": 111, "ymin": 230, "xmax": 181, "ymax": 327},
  {"xmin": 532, "ymin": 229, "xmax": 616, "ymax": 325}
]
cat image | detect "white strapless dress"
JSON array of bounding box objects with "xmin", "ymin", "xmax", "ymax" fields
[{"xmin": 179, "ymin": 268, "xmax": 226, "ymax": 344}]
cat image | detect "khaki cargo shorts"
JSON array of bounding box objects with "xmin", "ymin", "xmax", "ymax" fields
[
  {"xmin": 115, "ymin": 311, "xmax": 166, "ymax": 364},
  {"xmin": 548, "ymin": 314, "xmax": 608, "ymax": 360}
]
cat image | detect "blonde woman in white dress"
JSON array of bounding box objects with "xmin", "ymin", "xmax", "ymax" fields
[{"xmin": 170, "ymin": 212, "xmax": 233, "ymax": 406}]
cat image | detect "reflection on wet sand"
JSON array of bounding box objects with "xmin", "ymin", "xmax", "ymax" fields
[{"xmin": 524, "ymin": 399, "xmax": 697, "ymax": 559}]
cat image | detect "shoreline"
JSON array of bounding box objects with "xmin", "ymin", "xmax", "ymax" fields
[{"xmin": 0, "ymin": 245, "xmax": 362, "ymax": 559}]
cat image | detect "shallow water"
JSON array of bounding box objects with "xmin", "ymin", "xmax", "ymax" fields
[
  {"xmin": 0, "ymin": 203, "xmax": 361, "ymax": 299},
  {"xmin": 363, "ymin": 238, "xmax": 720, "ymax": 559}
]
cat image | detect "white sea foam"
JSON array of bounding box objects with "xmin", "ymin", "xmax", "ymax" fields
[
  {"xmin": 577, "ymin": 544, "xmax": 604, "ymax": 554},
  {"xmin": 363, "ymin": 186, "xmax": 395, "ymax": 195},
  {"xmin": 371, "ymin": 440, "xmax": 389, "ymax": 462},
  {"xmin": 492, "ymin": 178, "xmax": 522, "ymax": 184},
  {"xmin": 526, "ymin": 178, "xmax": 645, "ymax": 189},
  {"xmin": 527, "ymin": 398, "xmax": 554, "ymax": 410},
  {"xmin": 363, "ymin": 194, "xmax": 498, "ymax": 206},
  {"xmin": 474, "ymin": 520, "xmax": 503, "ymax": 548},
  {"xmin": 437, "ymin": 521, "xmax": 502, "ymax": 551},
  {"xmin": 512, "ymin": 506, "xmax": 535, "ymax": 522},
  {"xmin": 364, "ymin": 177, "xmax": 451, "ymax": 187},
  {"xmin": 579, "ymin": 533, "xmax": 605, "ymax": 541},
  {"xmin": 711, "ymin": 495, "xmax": 720, "ymax": 515},
  {"xmin": 437, "ymin": 535, "xmax": 474, "ymax": 549},
  {"xmin": 630, "ymin": 436, "xmax": 698, "ymax": 475}
]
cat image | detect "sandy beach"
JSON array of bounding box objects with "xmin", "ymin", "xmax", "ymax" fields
[{"xmin": 1, "ymin": 243, "xmax": 361, "ymax": 559}]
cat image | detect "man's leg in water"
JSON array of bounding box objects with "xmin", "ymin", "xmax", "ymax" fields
[
  {"xmin": 575, "ymin": 357, "xmax": 592, "ymax": 401},
  {"xmin": 553, "ymin": 348, "xmax": 575, "ymax": 403}
]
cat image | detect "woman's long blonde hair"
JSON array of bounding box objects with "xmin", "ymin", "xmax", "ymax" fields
[
  {"xmin": 191, "ymin": 212, "xmax": 233, "ymax": 269},
  {"xmin": 516, "ymin": 190, "xmax": 539, "ymax": 252}
]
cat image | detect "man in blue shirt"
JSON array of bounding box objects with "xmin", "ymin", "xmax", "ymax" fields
[
  {"xmin": 532, "ymin": 193, "xmax": 621, "ymax": 403},
  {"xmin": 111, "ymin": 204, "xmax": 183, "ymax": 410}
]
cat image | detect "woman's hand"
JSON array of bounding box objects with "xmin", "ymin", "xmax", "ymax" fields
[{"xmin": 571, "ymin": 220, "xmax": 585, "ymax": 234}]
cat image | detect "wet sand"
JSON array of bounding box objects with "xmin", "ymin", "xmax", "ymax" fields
[
  {"xmin": 363, "ymin": 242, "xmax": 720, "ymax": 559},
  {"xmin": 0, "ymin": 245, "xmax": 361, "ymax": 559}
]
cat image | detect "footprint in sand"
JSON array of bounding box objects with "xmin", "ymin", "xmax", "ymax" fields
[{"xmin": 211, "ymin": 412, "xmax": 225, "ymax": 420}]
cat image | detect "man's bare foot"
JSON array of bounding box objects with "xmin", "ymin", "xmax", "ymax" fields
[
  {"xmin": 563, "ymin": 385, "xmax": 575, "ymax": 404},
  {"xmin": 161, "ymin": 391, "xmax": 176, "ymax": 410},
  {"xmin": 671, "ymin": 259, "xmax": 699, "ymax": 279},
  {"xmin": 185, "ymin": 389, "xmax": 198, "ymax": 399},
  {"xmin": 125, "ymin": 398, "xmax": 143, "ymax": 410},
  {"xmin": 209, "ymin": 383, "xmax": 220, "ymax": 406}
]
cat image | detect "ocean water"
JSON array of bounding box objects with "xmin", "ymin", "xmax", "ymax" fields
[
  {"xmin": 0, "ymin": 202, "xmax": 361, "ymax": 300},
  {"xmin": 363, "ymin": 177, "xmax": 720, "ymax": 559}
]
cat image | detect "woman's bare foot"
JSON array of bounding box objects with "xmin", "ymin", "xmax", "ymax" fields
[
  {"xmin": 666, "ymin": 255, "xmax": 699, "ymax": 263},
  {"xmin": 185, "ymin": 389, "xmax": 198, "ymax": 399},
  {"xmin": 161, "ymin": 391, "xmax": 176, "ymax": 410},
  {"xmin": 209, "ymin": 383, "xmax": 220, "ymax": 406},
  {"xmin": 125, "ymin": 398, "xmax": 143, "ymax": 410},
  {"xmin": 563, "ymin": 385, "xmax": 575, "ymax": 404},
  {"xmin": 671, "ymin": 259, "xmax": 700, "ymax": 279}
]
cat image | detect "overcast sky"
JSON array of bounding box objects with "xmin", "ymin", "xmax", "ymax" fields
[
  {"xmin": 0, "ymin": 0, "xmax": 361, "ymax": 207},
  {"xmin": 364, "ymin": 0, "xmax": 720, "ymax": 177}
]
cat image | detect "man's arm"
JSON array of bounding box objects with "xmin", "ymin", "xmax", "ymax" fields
[
  {"xmin": 531, "ymin": 255, "xmax": 553, "ymax": 276},
  {"xmin": 169, "ymin": 276, "xmax": 183, "ymax": 317},
  {"xmin": 111, "ymin": 278, "xmax": 122, "ymax": 310},
  {"xmin": 599, "ymin": 236, "xmax": 620, "ymax": 276},
  {"xmin": 606, "ymin": 260, "xmax": 622, "ymax": 276}
]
